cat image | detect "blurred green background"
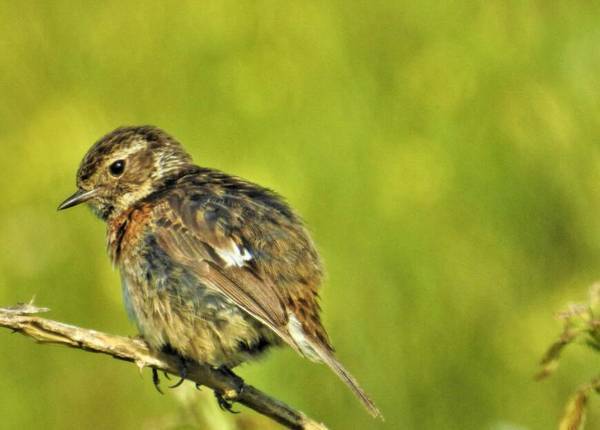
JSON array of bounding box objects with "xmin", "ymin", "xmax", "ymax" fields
[{"xmin": 1, "ymin": 1, "xmax": 599, "ymax": 429}]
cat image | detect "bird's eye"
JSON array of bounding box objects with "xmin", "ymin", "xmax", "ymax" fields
[{"xmin": 109, "ymin": 160, "xmax": 126, "ymax": 176}]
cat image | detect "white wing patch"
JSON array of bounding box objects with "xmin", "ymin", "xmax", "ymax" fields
[{"xmin": 215, "ymin": 240, "xmax": 253, "ymax": 267}]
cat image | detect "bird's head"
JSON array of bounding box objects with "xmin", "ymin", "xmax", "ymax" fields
[{"xmin": 58, "ymin": 125, "xmax": 193, "ymax": 220}]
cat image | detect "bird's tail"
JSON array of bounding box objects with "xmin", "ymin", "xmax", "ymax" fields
[{"xmin": 311, "ymin": 341, "xmax": 383, "ymax": 419}]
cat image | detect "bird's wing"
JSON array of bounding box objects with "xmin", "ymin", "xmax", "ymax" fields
[
  {"xmin": 148, "ymin": 190, "xmax": 300, "ymax": 348},
  {"xmin": 148, "ymin": 185, "xmax": 383, "ymax": 418}
]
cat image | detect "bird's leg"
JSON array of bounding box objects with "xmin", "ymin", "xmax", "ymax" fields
[
  {"xmin": 213, "ymin": 366, "xmax": 245, "ymax": 414},
  {"xmin": 159, "ymin": 344, "xmax": 188, "ymax": 389},
  {"xmin": 152, "ymin": 368, "xmax": 164, "ymax": 395},
  {"xmin": 168, "ymin": 355, "xmax": 188, "ymax": 389}
]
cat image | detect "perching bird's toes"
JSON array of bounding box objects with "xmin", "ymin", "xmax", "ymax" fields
[
  {"xmin": 169, "ymin": 357, "xmax": 188, "ymax": 389},
  {"xmin": 212, "ymin": 366, "xmax": 245, "ymax": 413},
  {"xmin": 152, "ymin": 368, "xmax": 164, "ymax": 395},
  {"xmin": 214, "ymin": 391, "xmax": 240, "ymax": 414}
]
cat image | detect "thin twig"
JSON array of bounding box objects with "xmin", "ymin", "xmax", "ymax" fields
[{"xmin": 0, "ymin": 303, "xmax": 327, "ymax": 430}]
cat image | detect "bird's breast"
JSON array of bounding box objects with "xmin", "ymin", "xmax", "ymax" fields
[
  {"xmin": 106, "ymin": 203, "xmax": 278, "ymax": 366},
  {"xmin": 107, "ymin": 204, "xmax": 153, "ymax": 264}
]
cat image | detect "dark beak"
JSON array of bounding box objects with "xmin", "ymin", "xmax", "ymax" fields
[{"xmin": 58, "ymin": 189, "xmax": 97, "ymax": 211}]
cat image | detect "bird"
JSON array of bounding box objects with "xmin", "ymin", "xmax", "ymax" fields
[{"xmin": 58, "ymin": 125, "xmax": 381, "ymax": 418}]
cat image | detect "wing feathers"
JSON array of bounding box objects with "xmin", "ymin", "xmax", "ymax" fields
[
  {"xmin": 153, "ymin": 213, "xmax": 288, "ymax": 329},
  {"xmin": 148, "ymin": 181, "xmax": 381, "ymax": 418}
]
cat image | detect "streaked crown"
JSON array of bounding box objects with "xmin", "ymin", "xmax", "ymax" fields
[{"xmin": 60, "ymin": 125, "xmax": 193, "ymax": 219}]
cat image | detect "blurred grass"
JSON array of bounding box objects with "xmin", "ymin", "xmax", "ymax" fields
[{"xmin": 1, "ymin": 1, "xmax": 600, "ymax": 429}]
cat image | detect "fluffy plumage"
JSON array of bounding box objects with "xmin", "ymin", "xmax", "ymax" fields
[{"xmin": 59, "ymin": 125, "xmax": 381, "ymax": 418}]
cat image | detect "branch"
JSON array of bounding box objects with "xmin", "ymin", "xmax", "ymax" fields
[{"xmin": 0, "ymin": 302, "xmax": 327, "ymax": 430}]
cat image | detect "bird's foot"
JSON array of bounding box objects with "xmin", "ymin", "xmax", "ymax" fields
[
  {"xmin": 168, "ymin": 356, "xmax": 188, "ymax": 389},
  {"xmin": 214, "ymin": 391, "xmax": 240, "ymax": 414},
  {"xmin": 213, "ymin": 366, "xmax": 245, "ymax": 414}
]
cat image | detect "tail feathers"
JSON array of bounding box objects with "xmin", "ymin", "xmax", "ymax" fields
[{"xmin": 312, "ymin": 342, "xmax": 383, "ymax": 419}]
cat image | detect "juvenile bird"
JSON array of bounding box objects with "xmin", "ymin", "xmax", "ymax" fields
[{"xmin": 58, "ymin": 125, "xmax": 381, "ymax": 418}]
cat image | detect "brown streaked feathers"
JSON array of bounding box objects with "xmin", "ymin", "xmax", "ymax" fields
[{"xmin": 59, "ymin": 125, "xmax": 382, "ymax": 418}]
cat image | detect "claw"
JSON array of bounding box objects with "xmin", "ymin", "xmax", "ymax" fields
[
  {"xmin": 169, "ymin": 377, "xmax": 185, "ymax": 389},
  {"xmin": 152, "ymin": 368, "xmax": 164, "ymax": 395},
  {"xmin": 212, "ymin": 366, "xmax": 245, "ymax": 414},
  {"xmin": 214, "ymin": 391, "xmax": 239, "ymax": 414},
  {"xmin": 169, "ymin": 357, "xmax": 188, "ymax": 389},
  {"xmin": 195, "ymin": 383, "xmax": 202, "ymax": 391}
]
